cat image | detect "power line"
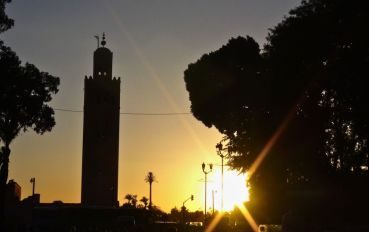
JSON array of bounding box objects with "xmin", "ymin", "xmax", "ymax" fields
[
  {"xmin": 55, "ymin": 108, "xmax": 82, "ymax": 113},
  {"xmin": 54, "ymin": 108, "xmax": 191, "ymax": 116}
]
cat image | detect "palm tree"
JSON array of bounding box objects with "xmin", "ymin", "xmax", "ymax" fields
[
  {"xmin": 140, "ymin": 196, "xmax": 149, "ymax": 209},
  {"xmin": 145, "ymin": 172, "xmax": 156, "ymax": 210},
  {"xmin": 125, "ymin": 194, "xmax": 133, "ymax": 205},
  {"xmin": 124, "ymin": 194, "xmax": 138, "ymax": 208}
]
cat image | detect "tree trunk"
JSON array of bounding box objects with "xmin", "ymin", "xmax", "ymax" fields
[
  {"xmin": 0, "ymin": 145, "xmax": 10, "ymax": 226},
  {"xmin": 149, "ymin": 182, "xmax": 152, "ymax": 210}
]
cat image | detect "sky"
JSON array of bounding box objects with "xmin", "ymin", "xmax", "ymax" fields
[{"xmin": 2, "ymin": 0, "xmax": 300, "ymax": 212}]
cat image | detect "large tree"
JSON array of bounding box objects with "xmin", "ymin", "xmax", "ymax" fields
[
  {"xmin": 0, "ymin": 42, "xmax": 60, "ymax": 219},
  {"xmin": 185, "ymin": 36, "xmax": 292, "ymax": 221},
  {"xmin": 0, "ymin": 0, "xmax": 60, "ymax": 221},
  {"xmin": 184, "ymin": 0, "xmax": 369, "ymax": 223}
]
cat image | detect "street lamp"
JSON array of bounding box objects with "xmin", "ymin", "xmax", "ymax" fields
[
  {"xmin": 30, "ymin": 177, "xmax": 36, "ymax": 196},
  {"xmin": 216, "ymin": 142, "xmax": 225, "ymax": 211},
  {"xmin": 202, "ymin": 162, "xmax": 213, "ymax": 222},
  {"xmin": 212, "ymin": 190, "xmax": 217, "ymax": 215}
]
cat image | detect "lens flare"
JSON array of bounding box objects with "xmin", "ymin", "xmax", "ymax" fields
[
  {"xmin": 204, "ymin": 204, "xmax": 258, "ymax": 232},
  {"xmin": 102, "ymin": 1, "xmax": 213, "ymax": 160},
  {"xmin": 204, "ymin": 212, "xmax": 224, "ymax": 232},
  {"xmin": 237, "ymin": 204, "xmax": 259, "ymax": 232}
]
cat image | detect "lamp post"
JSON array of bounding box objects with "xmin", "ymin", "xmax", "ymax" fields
[
  {"xmin": 30, "ymin": 177, "xmax": 36, "ymax": 196},
  {"xmin": 182, "ymin": 195, "xmax": 194, "ymax": 224},
  {"xmin": 202, "ymin": 162, "xmax": 213, "ymax": 222},
  {"xmin": 212, "ymin": 190, "xmax": 217, "ymax": 215},
  {"xmin": 216, "ymin": 142, "xmax": 225, "ymax": 211}
]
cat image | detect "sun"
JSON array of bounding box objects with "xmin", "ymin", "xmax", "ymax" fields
[{"xmin": 209, "ymin": 169, "xmax": 249, "ymax": 212}]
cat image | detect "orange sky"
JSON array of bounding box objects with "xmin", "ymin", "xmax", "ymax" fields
[{"xmin": 4, "ymin": 0, "xmax": 300, "ymax": 212}]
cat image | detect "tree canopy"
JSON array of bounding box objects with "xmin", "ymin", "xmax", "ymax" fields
[
  {"xmin": 0, "ymin": 0, "xmax": 13, "ymax": 33},
  {"xmin": 0, "ymin": 43, "xmax": 60, "ymax": 147}
]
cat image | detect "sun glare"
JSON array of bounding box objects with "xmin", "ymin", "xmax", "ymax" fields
[{"xmin": 209, "ymin": 169, "xmax": 249, "ymax": 212}]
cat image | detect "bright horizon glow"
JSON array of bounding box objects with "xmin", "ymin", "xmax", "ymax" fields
[
  {"xmin": 4, "ymin": 0, "xmax": 302, "ymax": 213},
  {"xmin": 209, "ymin": 169, "xmax": 249, "ymax": 212}
]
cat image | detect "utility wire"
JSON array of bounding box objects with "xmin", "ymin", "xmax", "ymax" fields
[{"xmin": 54, "ymin": 108, "xmax": 191, "ymax": 116}]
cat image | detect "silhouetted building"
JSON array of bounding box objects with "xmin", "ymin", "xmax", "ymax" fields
[
  {"xmin": 81, "ymin": 34, "xmax": 121, "ymax": 207},
  {"xmin": 5, "ymin": 179, "xmax": 22, "ymax": 215},
  {"xmin": 5, "ymin": 179, "xmax": 21, "ymax": 205}
]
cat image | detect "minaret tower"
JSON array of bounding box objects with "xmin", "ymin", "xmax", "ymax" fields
[{"xmin": 81, "ymin": 33, "xmax": 120, "ymax": 207}]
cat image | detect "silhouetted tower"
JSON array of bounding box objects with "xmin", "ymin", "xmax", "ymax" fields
[{"xmin": 81, "ymin": 33, "xmax": 120, "ymax": 207}]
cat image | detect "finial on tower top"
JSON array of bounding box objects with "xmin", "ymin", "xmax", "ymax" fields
[
  {"xmin": 94, "ymin": 35, "xmax": 100, "ymax": 48},
  {"xmin": 101, "ymin": 32, "xmax": 107, "ymax": 47}
]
